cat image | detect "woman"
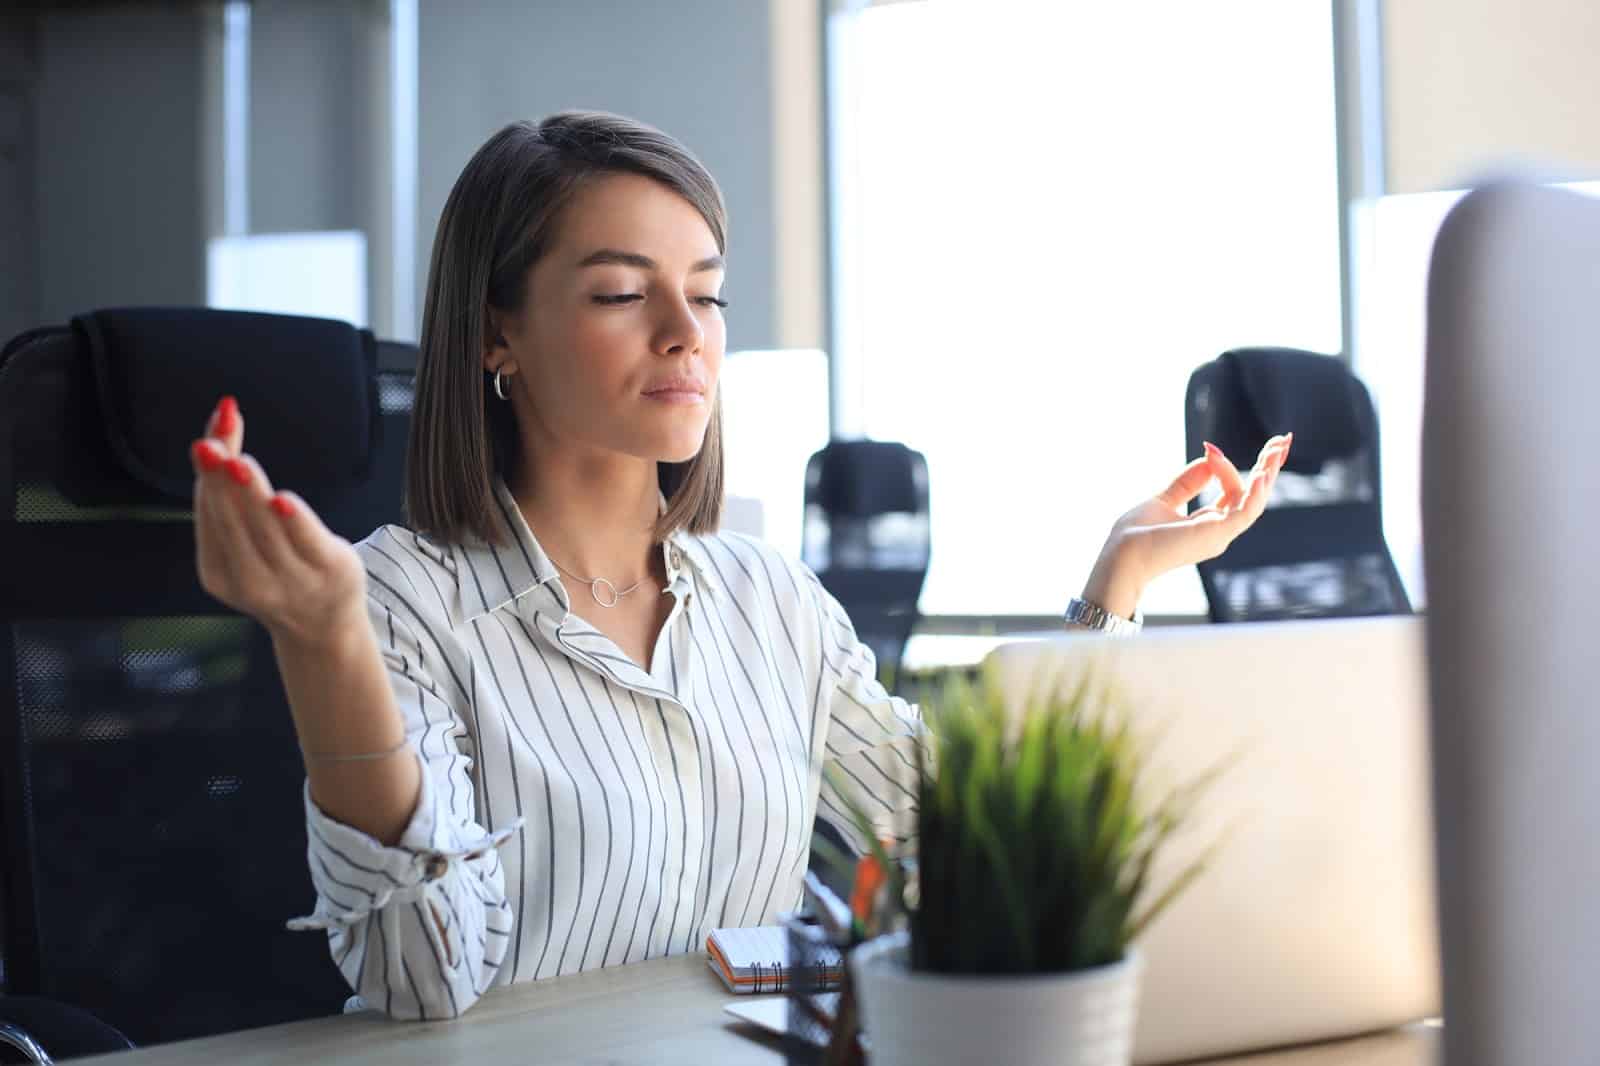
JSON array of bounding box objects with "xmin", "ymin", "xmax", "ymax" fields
[{"xmin": 189, "ymin": 111, "xmax": 1289, "ymax": 1020}]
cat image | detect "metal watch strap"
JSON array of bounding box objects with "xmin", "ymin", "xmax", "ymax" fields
[{"xmin": 1063, "ymin": 596, "xmax": 1144, "ymax": 637}]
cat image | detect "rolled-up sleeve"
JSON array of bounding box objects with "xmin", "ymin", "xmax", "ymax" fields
[
  {"xmin": 287, "ymin": 593, "xmax": 520, "ymax": 1021},
  {"xmin": 802, "ymin": 570, "xmax": 925, "ymax": 856}
]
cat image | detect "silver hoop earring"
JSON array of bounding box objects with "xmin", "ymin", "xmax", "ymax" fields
[{"xmin": 493, "ymin": 368, "xmax": 508, "ymax": 401}]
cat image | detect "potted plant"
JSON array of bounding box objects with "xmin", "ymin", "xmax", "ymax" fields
[{"xmin": 840, "ymin": 668, "xmax": 1219, "ymax": 1066}]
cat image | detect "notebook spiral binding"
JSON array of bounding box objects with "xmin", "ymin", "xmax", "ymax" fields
[{"xmin": 754, "ymin": 960, "xmax": 781, "ymax": 994}]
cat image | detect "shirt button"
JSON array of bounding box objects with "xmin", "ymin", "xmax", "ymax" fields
[{"xmin": 668, "ymin": 546, "xmax": 682, "ymax": 569}]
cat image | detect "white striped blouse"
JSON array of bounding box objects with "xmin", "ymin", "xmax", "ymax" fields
[{"xmin": 288, "ymin": 477, "xmax": 923, "ymax": 1020}]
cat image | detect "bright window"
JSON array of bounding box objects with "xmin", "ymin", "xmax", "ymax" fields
[
  {"xmin": 828, "ymin": 0, "xmax": 1343, "ymax": 615},
  {"xmin": 207, "ymin": 231, "xmax": 369, "ymax": 327}
]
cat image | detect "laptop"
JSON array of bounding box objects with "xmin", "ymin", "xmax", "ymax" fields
[
  {"xmin": 984, "ymin": 617, "xmax": 1439, "ymax": 1063},
  {"xmin": 1422, "ymin": 181, "xmax": 1600, "ymax": 1065}
]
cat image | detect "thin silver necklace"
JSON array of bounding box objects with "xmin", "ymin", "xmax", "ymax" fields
[{"xmin": 547, "ymin": 555, "xmax": 648, "ymax": 609}]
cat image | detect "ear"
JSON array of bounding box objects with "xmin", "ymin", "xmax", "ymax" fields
[{"xmin": 482, "ymin": 310, "xmax": 512, "ymax": 372}]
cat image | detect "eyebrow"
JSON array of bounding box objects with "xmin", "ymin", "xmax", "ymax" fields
[{"xmin": 576, "ymin": 249, "xmax": 725, "ymax": 273}]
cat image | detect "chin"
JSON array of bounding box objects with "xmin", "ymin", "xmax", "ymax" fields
[
  {"xmin": 652, "ymin": 421, "xmax": 711, "ymax": 465},
  {"xmin": 626, "ymin": 428, "xmax": 706, "ymax": 465},
  {"xmin": 660, "ymin": 440, "xmax": 706, "ymax": 464}
]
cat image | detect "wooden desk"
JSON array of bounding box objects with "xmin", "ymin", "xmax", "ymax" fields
[{"xmin": 78, "ymin": 953, "xmax": 1439, "ymax": 1066}]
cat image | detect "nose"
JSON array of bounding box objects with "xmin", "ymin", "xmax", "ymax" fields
[{"xmin": 653, "ymin": 296, "xmax": 704, "ymax": 357}]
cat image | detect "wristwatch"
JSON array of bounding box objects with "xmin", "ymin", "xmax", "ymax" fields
[{"xmin": 1063, "ymin": 597, "xmax": 1144, "ymax": 637}]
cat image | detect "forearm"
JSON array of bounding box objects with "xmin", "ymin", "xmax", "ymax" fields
[
  {"xmin": 1079, "ymin": 532, "xmax": 1144, "ymax": 621},
  {"xmin": 294, "ymin": 767, "xmax": 519, "ymax": 1020},
  {"xmin": 272, "ymin": 612, "xmax": 421, "ymax": 846}
]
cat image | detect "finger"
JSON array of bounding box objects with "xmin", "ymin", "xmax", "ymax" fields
[
  {"xmin": 204, "ymin": 395, "xmax": 244, "ymax": 458},
  {"xmin": 268, "ymin": 490, "xmax": 348, "ymax": 570},
  {"xmin": 1203, "ymin": 442, "xmax": 1246, "ymax": 508},
  {"xmin": 216, "ymin": 453, "xmax": 302, "ymax": 576},
  {"xmin": 206, "ymin": 470, "xmax": 281, "ymax": 604},
  {"xmin": 1262, "ymin": 433, "xmax": 1296, "ymax": 469},
  {"xmin": 1253, "ymin": 433, "xmax": 1291, "ymax": 473},
  {"xmin": 190, "ymin": 436, "xmax": 227, "ymax": 477},
  {"xmin": 1156, "ymin": 457, "xmax": 1216, "ymax": 508},
  {"xmin": 1226, "ymin": 465, "xmax": 1279, "ymax": 533},
  {"xmin": 194, "ymin": 452, "xmax": 244, "ymax": 602},
  {"xmin": 190, "ymin": 437, "xmax": 229, "ymax": 572}
]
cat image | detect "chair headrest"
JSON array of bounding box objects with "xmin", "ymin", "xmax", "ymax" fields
[
  {"xmin": 1213, "ymin": 347, "xmax": 1369, "ymax": 471},
  {"xmin": 74, "ymin": 308, "xmax": 378, "ymax": 502},
  {"xmin": 810, "ymin": 440, "xmax": 924, "ymax": 516}
]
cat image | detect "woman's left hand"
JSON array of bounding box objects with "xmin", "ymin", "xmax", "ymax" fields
[{"xmin": 1082, "ymin": 434, "xmax": 1293, "ymax": 618}]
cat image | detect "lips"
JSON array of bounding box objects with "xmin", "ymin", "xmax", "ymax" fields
[{"xmin": 643, "ymin": 377, "xmax": 706, "ymax": 398}]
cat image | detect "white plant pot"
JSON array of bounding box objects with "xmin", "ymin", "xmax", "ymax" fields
[{"xmin": 850, "ymin": 932, "xmax": 1142, "ymax": 1066}]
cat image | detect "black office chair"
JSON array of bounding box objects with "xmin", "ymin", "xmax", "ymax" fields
[
  {"xmin": 0, "ymin": 308, "xmax": 417, "ymax": 1054},
  {"xmin": 1185, "ymin": 346, "xmax": 1410, "ymax": 622},
  {"xmin": 800, "ymin": 439, "xmax": 930, "ymax": 686}
]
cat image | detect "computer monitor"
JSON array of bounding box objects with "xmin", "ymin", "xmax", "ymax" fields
[{"xmin": 1423, "ymin": 181, "xmax": 1600, "ymax": 1065}]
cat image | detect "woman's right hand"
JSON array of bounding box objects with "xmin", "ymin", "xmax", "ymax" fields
[{"xmin": 190, "ymin": 396, "xmax": 368, "ymax": 649}]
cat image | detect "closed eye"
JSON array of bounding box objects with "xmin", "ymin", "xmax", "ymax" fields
[{"xmin": 592, "ymin": 294, "xmax": 728, "ymax": 309}]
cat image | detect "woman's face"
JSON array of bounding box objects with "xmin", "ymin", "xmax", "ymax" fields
[{"xmin": 493, "ymin": 172, "xmax": 726, "ymax": 466}]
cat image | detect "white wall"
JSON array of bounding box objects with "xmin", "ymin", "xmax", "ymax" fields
[{"xmin": 1384, "ymin": 0, "xmax": 1600, "ymax": 192}]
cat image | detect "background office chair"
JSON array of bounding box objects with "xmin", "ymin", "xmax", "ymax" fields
[
  {"xmin": 800, "ymin": 439, "xmax": 930, "ymax": 686},
  {"xmin": 1184, "ymin": 347, "xmax": 1409, "ymax": 622},
  {"xmin": 0, "ymin": 308, "xmax": 416, "ymax": 1053}
]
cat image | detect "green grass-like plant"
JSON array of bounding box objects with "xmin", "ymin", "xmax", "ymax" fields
[{"xmin": 835, "ymin": 664, "xmax": 1222, "ymax": 977}]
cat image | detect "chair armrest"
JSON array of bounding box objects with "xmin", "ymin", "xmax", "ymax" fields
[
  {"xmin": 0, "ymin": 1021, "xmax": 51, "ymax": 1064},
  {"xmin": 0, "ymin": 997, "xmax": 133, "ymax": 1062}
]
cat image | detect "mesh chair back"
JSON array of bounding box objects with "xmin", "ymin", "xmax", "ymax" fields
[
  {"xmin": 1185, "ymin": 347, "xmax": 1410, "ymax": 622},
  {"xmin": 0, "ymin": 308, "xmax": 415, "ymax": 1044},
  {"xmin": 801, "ymin": 440, "xmax": 930, "ymax": 682}
]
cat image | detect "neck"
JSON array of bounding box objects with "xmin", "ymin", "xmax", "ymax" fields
[{"xmin": 507, "ymin": 436, "xmax": 662, "ymax": 585}]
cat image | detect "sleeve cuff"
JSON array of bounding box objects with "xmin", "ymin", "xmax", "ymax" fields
[{"xmin": 289, "ymin": 747, "xmax": 521, "ymax": 931}]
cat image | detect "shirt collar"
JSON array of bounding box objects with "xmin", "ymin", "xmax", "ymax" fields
[
  {"xmin": 451, "ymin": 477, "xmax": 560, "ymax": 624},
  {"xmin": 664, "ymin": 526, "xmax": 723, "ymax": 600},
  {"xmin": 452, "ymin": 477, "xmax": 721, "ymax": 624}
]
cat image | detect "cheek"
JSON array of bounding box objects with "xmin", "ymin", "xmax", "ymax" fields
[
  {"xmin": 547, "ymin": 314, "xmax": 634, "ymax": 388},
  {"xmin": 703, "ymin": 314, "xmax": 727, "ymax": 368}
]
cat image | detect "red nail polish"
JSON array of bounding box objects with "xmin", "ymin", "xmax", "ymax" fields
[
  {"xmin": 215, "ymin": 396, "xmax": 238, "ymax": 436},
  {"xmin": 224, "ymin": 458, "xmax": 251, "ymax": 486},
  {"xmin": 191, "ymin": 440, "xmax": 222, "ymax": 472},
  {"xmin": 269, "ymin": 495, "xmax": 295, "ymax": 518}
]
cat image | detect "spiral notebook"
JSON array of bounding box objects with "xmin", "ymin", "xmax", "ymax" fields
[{"xmin": 706, "ymin": 926, "xmax": 844, "ymax": 995}]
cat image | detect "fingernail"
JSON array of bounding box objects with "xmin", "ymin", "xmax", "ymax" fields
[
  {"xmin": 191, "ymin": 439, "xmax": 223, "ymax": 472},
  {"xmin": 215, "ymin": 395, "xmax": 238, "ymax": 436},
  {"xmin": 1203, "ymin": 442, "xmax": 1221, "ymax": 458},
  {"xmin": 223, "ymin": 458, "xmax": 251, "ymax": 486},
  {"xmin": 269, "ymin": 494, "xmax": 295, "ymax": 518}
]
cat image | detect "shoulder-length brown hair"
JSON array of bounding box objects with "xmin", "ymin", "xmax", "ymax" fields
[{"xmin": 406, "ymin": 111, "xmax": 727, "ymax": 546}]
